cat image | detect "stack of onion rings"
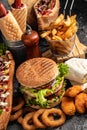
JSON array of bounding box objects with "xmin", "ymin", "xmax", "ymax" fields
[
  {"xmin": 10, "ymin": 97, "xmax": 66, "ymax": 129},
  {"xmin": 19, "ymin": 108, "xmax": 66, "ymax": 129}
]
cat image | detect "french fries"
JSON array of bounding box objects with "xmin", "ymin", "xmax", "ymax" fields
[
  {"xmin": 52, "ymin": 35, "xmax": 62, "ymax": 41},
  {"xmin": 52, "ymin": 14, "xmax": 64, "ymax": 26},
  {"xmin": 40, "ymin": 14, "xmax": 78, "ymax": 55},
  {"xmin": 40, "ymin": 14, "xmax": 78, "ymax": 41},
  {"xmin": 63, "ymin": 16, "xmax": 71, "ymax": 27},
  {"xmin": 40, "ymin": 30, "xmax": 51, "ymax": 38}
]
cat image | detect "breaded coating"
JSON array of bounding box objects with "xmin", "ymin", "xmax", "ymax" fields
[
  {"xmin": 61, "ymin": 97, "xmax": 76, "ymax": 116},
  {"xmin": 75, "ymin": 92, "xmax": 87, "ymax": 114},
  {"xmin": 85, "ymin": 100, "xmax": 87, "ymax": 108},
  {"xmin": 64, "ymin": 85, "xmax": 82, "ymax": 97}
]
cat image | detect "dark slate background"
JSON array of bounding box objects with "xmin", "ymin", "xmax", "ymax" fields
[{"xmin": 0, "ymin": 0, "xmax": 87, "ymax": 130}]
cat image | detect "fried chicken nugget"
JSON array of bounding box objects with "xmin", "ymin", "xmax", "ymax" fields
[
  {"xmin": 85, "ymin": 100, "xmax": 87, "ymax": 108},
  {"xmin": 75, "ymin": 92, "xmax": 87, "ymax": 114},
  {"xmin": 85, "ymin": 101, "xmax": 87, "ymax": 110},
  {"xmin": 64, "ymin": 85, "xmax": 82, "ymax": 97},
  {"xmin": 61, "ymin": 97, "xmax": 76, "ymax": 116}
]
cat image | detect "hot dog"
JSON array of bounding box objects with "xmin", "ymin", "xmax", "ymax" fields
[
  {"xmin": 0, "ymin": 51, "xmax": 15, "ymax": 130},
  {"xmin": 11, "ymin": 0, "xmax": 27, "ymax": 33},
  {"xmin": 0, "ymin": 2, "xmax": 7, "ymax": 18},
  {"xmin": 12, "ymin": 0, "xmax": 23, "ymax": 9}
]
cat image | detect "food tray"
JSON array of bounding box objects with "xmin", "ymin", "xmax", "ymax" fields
[{"xmin": 0, "ymin": 0, "xmax": 86, "ymax": 130}]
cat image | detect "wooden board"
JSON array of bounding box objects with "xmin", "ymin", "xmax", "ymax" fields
[{"xmin": 42, "ymin": 35, "xmax": 87, "ymax": 62}]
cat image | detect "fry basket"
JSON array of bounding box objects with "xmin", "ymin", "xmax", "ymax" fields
[
  {"xmin": 46, "ymin": 33, "xmax": 76, "ymax": 56},
  {"xmin": 46, "ymin": 0, "xmax": 76, "ymax": 57}
]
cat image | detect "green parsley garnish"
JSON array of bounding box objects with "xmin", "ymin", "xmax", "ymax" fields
[{"xmin": 0, "ymin": 43, "xmax": 8, "ymax": 56}]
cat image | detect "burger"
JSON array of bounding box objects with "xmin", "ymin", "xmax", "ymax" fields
[{"xmin": 16, "ymin": 57, "xmax": 68, "ymax": 109}]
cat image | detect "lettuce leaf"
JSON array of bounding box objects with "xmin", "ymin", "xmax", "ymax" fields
[
  {"xmin": 58, "ymin": 63, "xmax": 69, "ymax": 77},
  {"xmin": 26, "ymin": 86, "xmax": 66, "ymax": 108},
  {"xmin": 35, "ymin": 89, "xmax": 53, "ymax": 107},
  {"xmin": 0, "ymin": 43, "xmax": 8, "ymax": 56}
]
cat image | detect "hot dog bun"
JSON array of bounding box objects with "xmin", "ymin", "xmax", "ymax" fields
[{"xmin": 0, "ymin": 51, "xmax": 15, "ymax": 130}]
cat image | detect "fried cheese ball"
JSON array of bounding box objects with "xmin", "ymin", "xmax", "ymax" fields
[
  {"xmin": 75, "ymin": 92, "xmax": 87, "ymax": 114},
  {"xmin": 61, "ymin": 97, "xmax": 76, "ymax": 116},
  {"xmin": 64, "ymin": 85, "xmax": 82, "ymax": 98}
]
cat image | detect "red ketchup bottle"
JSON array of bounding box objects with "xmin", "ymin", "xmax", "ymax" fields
[{"xmin": 21, "ymin": 26, "xmax": 41, "ymax": 59}]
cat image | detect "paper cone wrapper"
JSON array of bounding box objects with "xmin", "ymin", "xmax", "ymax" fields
[
  {"xmin": 11, "ymin": 4, "xmax": 27, "ymax": 33},
  {"xmin": 8, "ymin": 0, "xmax": 37, "ymax": 30},
  {"xmin": 34, "ymin": 0, "xmax": 60, "ymax": 30},
  {"xmin": 0, "ymin": 11, "xmax": 23, "ymax": 41}
]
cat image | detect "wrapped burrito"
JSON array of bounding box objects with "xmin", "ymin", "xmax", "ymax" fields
[
  {"xmin": 34, "ymin": 0, "xmax": 60, "ymax": 31},
  {"xmin": 65, "ymin": 58, "xmax": 87, "ymax": 84}
]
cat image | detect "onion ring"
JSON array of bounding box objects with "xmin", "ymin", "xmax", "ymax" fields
[
  {"xmin": 12, "ymin": 97, "xmax": 25, "ymax": 112},
  {"xmin": 41, "ymin": 108, "xmax": 66, "ymax": 127},
  {"xmin": 10, "ymin": 109, "xmax": 23, "ymax": 121},
  {"xmin": 17, "ymin": 116, "xmax": 23, "ymax": 124},
  {"xmin": 33, "ymin": 109, "xmax": 46, "ymax": 128},
  {"xmin": 22, "ymin": 112, "xmax": 36, "ymax": 130},
  {"xmin": 17, "ymin": 107, "xmax": 35, "ymax": 124}
]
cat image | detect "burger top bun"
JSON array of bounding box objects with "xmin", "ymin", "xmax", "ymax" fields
[{"xmin": 16, "ymin": 57, "xmax": 59, "ymax": 88}]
